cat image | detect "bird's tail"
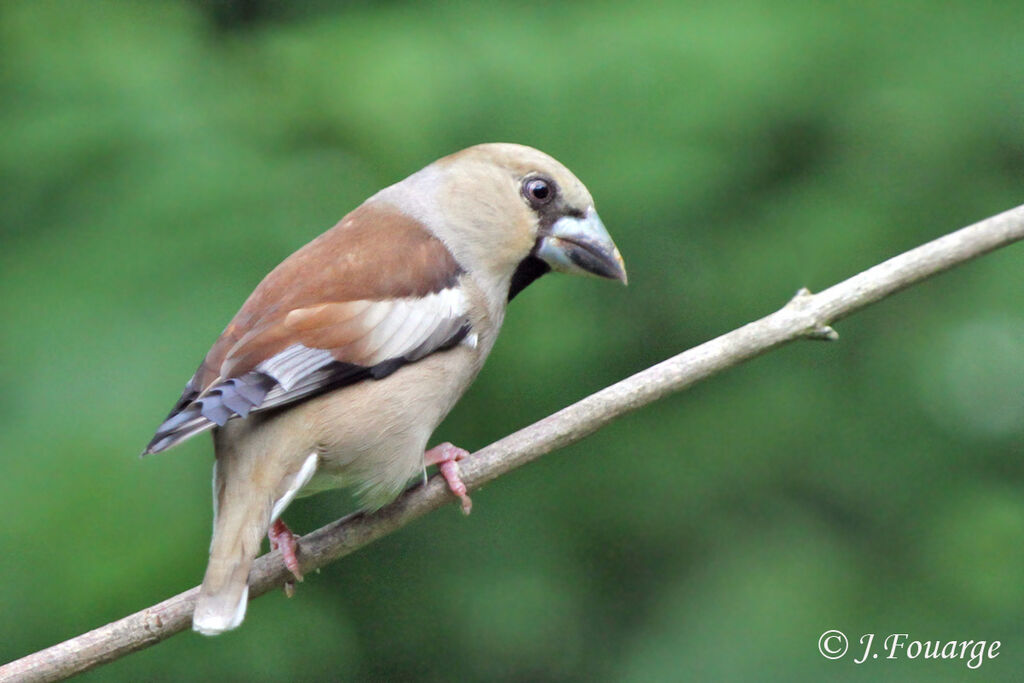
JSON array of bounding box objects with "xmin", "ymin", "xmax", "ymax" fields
[{"xmin": 192, "ymin": 466, "xmax": 272, "ymax": 636}]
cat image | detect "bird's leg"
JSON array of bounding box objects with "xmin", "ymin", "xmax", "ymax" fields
[
  {"xmin": 268, "ymin": 518, "xmax": 303, "ymax": 582},
  {"xmin": 424, "ymin": 442, "xmax": 473, "ymax": 514}
]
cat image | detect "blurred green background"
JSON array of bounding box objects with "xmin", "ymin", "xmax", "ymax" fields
[{"xmin": 2, "ymin": 1, "xmax": 1023, "ymax": 680}]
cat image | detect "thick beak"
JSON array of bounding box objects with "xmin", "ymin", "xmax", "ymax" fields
[{"xmin": 536, "ymin": 208, "xmax": 627, "ymax": 284}]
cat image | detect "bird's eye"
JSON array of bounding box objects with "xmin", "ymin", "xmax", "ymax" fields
[{"xmin": 522, "ymin": 176, "xmax": 556, "ymax": 206}]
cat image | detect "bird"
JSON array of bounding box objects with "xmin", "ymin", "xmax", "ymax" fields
[{"xmin": 143, "ymin": 143, "xmax": 627, "ymax": 636}]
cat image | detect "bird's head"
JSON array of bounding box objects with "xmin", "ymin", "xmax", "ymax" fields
[{"xmin": 375, "ymin": 143, "xmax": 627, "ymax": 302}]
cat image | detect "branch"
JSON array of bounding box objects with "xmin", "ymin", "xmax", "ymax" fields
[{"xmin": 4, "ymin": 203, "xmax": 1023, "ymax": 683}]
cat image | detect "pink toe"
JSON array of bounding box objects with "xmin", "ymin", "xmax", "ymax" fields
[
  {"xmin": 268, "ymin": 519, "xmax": 304, "ymax": 582},
  {"xmin": 425, "ymin": 443, "xmax": 474, "ymax": 513}
]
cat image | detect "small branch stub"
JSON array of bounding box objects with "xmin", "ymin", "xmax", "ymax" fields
[
  {"xmin": 806, "ymin": 324, "xmax": 840, "ymax": 341},
  {"xmin": 787, "ymin": 287, "xmax": 840, "ymax": 341}
]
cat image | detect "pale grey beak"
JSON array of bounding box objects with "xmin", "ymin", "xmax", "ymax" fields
[{"xmin": 536, "ymin": 208, "xmax": 627, "ymax": 284}]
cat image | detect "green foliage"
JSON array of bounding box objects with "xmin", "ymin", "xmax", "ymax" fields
[{"xmin": 1, "ymin": 1, "xmax": 1022, "ymax": 680}]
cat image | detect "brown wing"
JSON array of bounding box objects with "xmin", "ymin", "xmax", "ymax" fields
[{"xmin": 144, "ymin": 202, "xmax": 470, "ymax": 454}]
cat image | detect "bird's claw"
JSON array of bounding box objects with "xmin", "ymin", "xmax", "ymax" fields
[
  {"xmin": 425, "ymin": 442, "xmax": 473, "ymax": 514},
  {"xmin": 268, "ymin": 518, "xmax": 304, "ymax": 582}
]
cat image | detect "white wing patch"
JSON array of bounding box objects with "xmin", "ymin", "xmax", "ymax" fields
[
  {"xmin": 256, "ymin": 345, "xmax": 336, "ymax": 392},
  {"xmin": 357, "ymin": 287, "xmax": 467, "ymax": 364},
  {"xmin": 256, "ymin": 287, "xmax": 468, "ymax": 391}
]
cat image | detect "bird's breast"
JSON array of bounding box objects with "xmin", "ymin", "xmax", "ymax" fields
[{"xmin": 302, "ymin": 341, "xmax": 486, "ymax": 508}]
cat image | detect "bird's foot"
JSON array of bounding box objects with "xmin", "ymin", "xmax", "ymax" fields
[
  {"xmin": 424, "ymin": 442, "xmax": 473, "ymax": 514},
  {"xmin": 268, "ymin": 518, "xmax": 303, "ymax": 582}
]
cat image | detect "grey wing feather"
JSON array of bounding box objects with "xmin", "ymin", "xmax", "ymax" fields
[{"xmin": 144, "ymin": 306, "xmax": 470, "ymax": 455}]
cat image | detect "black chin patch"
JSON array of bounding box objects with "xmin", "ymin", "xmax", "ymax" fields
[{"xmin": 508, "ymin": 255, "xmax": 550, "ymax": 301}]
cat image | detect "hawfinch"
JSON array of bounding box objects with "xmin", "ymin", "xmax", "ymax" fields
[{"xmin": 144, "ymin": 143, "xmax": 627, "ymax": 636}]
